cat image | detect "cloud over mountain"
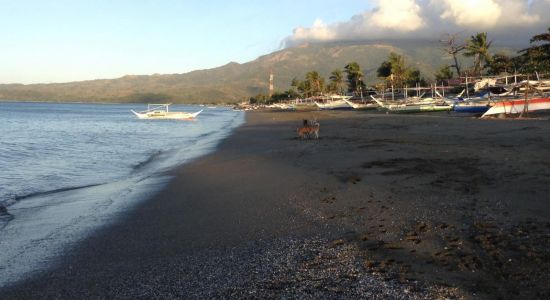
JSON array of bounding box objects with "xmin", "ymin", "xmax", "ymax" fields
[{"xmin": 284, "ymin": 0, "xmax": 550, "ymax": 47}]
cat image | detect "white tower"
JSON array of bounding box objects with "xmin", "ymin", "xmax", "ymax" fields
[{"xmin": 269, "ymin": 70, "xmax": 274, "ymax": 97}]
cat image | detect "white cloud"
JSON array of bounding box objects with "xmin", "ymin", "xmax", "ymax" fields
[
  {"xmin": 438, "ymin": 0, "xmax": 502, "ymax": 27},
  {"xmin": 436, "ymin": 0, "xmax": 541, "ymax": 27},
  {"xmin": 291, "ymin": 19, "xmax": 337, "ymax": 42},
  {"xmin": 283, "ymin": 0, "xmax": 549, "ymax": 47},
  {"xmin": 370, "ymin": 0, "xmax": 425, "ymax": 31}
]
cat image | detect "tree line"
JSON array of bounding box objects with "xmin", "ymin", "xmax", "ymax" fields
[
  {"xmin": 436, "ymin": 27, "xmax": 550, "ymax": 80},
  {"xmin": 249, "ymin": 27, "xmax": 550, "ymax": 104},
  {"xmin": 249, "ymin": 62, "xmax": 367, "ymax": 104},
  {"xmin": 251, "ymin": 55, "xmax": 426, "ymax": 104}
]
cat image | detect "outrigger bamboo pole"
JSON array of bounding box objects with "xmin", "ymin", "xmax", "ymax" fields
[
  {"xmin": 521, "ymin": 78, "xmax": 530, "ymax": 118},
  {"xmin": 466, "ymin": 76, "xmax": 469, "ymax": 99},
  {"xmin": 391, "ymin": 79, "xmax": 394, "ymax": 102}
]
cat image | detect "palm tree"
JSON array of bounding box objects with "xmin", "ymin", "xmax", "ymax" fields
[
  {"xmin": 463, "ymin": 32, "xmax": 492, "ymax": 75},
  {"xmin": 516, "ymin": 27, "xmax": 550, "ymax": 74},
  {"xmin": 435, "ymin": 65, "xmax": 454, "ymax": 81},
  {"xmin": 291, "ymin": 77, "xmax": 305, "ymax": 98},
  {"xmin": 486, "ymin": 53, "xmax": 513, "ymax": 75},
  {"xmin": 291, "ymin": 77, "xmax": 300, "ymax": 89},
  {"xmin": 388, "ymin": 52, "xmax": 408, "ymax": 87},
  {"xmin": 344, "ymin": 62, "xmax": 365, "ymax": 94},
  {"xmin": 525, "ymin": 27, "xmax": 550, "ymax": 72},
  {"xmin": 530, "ymin": 27, "xmax": 550, "ymax": 44},
  {"xmin": 305, "ymin": 71, "xmax": 324, "ymax": 96},
  {"xmin": 329, "ymin": 69, "xmax": 345, "ymax": 95}
]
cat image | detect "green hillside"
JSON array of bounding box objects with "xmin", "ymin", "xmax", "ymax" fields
[{"xmin": 0, "ymin": 40, "xmax": 516, "ymax": 104}]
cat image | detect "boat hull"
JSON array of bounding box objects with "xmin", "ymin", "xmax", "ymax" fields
[
  {"xmin": 314, "ymin": 100, "xmax": 352, "ymax": 110},
  {"xmin": 267, "ymin": 103, "xmax": 296, "ymax": 110},
  {"xmin": 132, "ymin": 110, "xmax": 203, "ymax": 120},
  {"xmin": 371, "ymin": 97, "xmax": 452, "ymax": 113},
  {"xmin": 344, "ymin": 100, "xmax": 379, "ymax": 110},
  {"xmin": 453, "ymin": 104, "xmax": 490, "ymax": 113},
  {"xmin": 419, "ymin": 105, "xmax": 453, "ymax": 112},
  {"xmin": 482, "ymin": 98, "xmax": 550, "ymax": 118},
  {"xmin": 385, "ymin": 104, "xmax": 452, "ymax": 113}
]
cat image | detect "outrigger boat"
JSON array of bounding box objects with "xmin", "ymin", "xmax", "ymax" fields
[
  {"xmin": 344, "ymin": 99, "xmax": 379, "ymax": 110},
  {"xmin": 314, "ymin": 95, "xmax": 352, "ymax": 110},
  {"xmin": 371, "ymin": 96, "xmax": 452, "ymax": 113},
  {"xmin": 481, "ymin": 97, "xmax": 550, "ymax": 118},
  {"xmin": 481, "ymin": 80, "xmax": 550, "ymax": 118},
  {"xmin": 131, "ymin": 104, "xmax": 203, "ymax": 120},
  {"xmin": 453, "ymin": 101, "xmax": 491, "ymax": 114},
  {"xmin": 267, "ymin": 103, "xmax": 296, "ymax": 110},
  {"xmin": 451, "ymin": 93, "xmax": 492, "ymax": 114}
]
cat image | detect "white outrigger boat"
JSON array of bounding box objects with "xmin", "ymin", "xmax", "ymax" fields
[
  {"xmin": 371, "ymin": 96, "xmax": 452, "ymax": 113},
  {"xmin": 267, "ymin": 103, "xmax": 296, "ymax": 110},
  {"xmin": 131, "ymin": 104, "xmax": 203, "ymax": 120},
  {"xmin": 314, "ymin": 95, "xmax": 353, "ymax": 110},
  {"xmin": 344, "ymin": 99, "xmax": 379, "ymax": 110}
]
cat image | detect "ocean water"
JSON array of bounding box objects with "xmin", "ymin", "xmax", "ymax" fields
[{"xmin": 0, "ymin": 102, "xmax": 244, "ymax": 287}]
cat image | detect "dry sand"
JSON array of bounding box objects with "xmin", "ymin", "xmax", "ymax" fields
[{"xmin": 2, "ymin": 110, "xmax": 550, "ymax": 299}]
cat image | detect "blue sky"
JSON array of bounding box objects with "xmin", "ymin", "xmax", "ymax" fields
[
  {"xmin": 2, "ymin": 0, "xmax": 547, "ymax": 84},
  {"xmin": 0, "ymin": 0, "xmax": 370, "ymax": 83}
]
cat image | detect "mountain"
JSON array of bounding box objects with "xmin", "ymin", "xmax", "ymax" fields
[{"xmin": 0, "ymin": 40, "xmax": 518, "ymax": 104}]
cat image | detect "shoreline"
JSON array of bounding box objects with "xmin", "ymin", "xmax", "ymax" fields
[
  {"xmin": 0, "ymin": 106, "xmax": 244, "ymax": 288},
  {"xmin": 3, "ymin": 110, "xmax": 550, "ymax": 298},
  {"xmin": 0, "ymin": 99, "xmax": 235, "ymax": 106}
]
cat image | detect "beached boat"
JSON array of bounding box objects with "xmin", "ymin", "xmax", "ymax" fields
[
  {"xmin": 371, "ymin": 96, "xmax": 452, "ymax": 113},
  {"xmin": 315, "ymin": 99, "xmax": 351, "ymax": 110},
  {"xmin": 314, "ymin": 95, "xmax": 352, "ymax": 110},
  {"xmin": 267, "ymin": 103, "xmax": 296, "ymax": 110},
  {"xmin": 395, "ymin": 104, "xmax": 451, "ymax": 113},
  {"xmin": 481, "ymin": 97, "xmax": 550, "ymax": 118},
  {"xmin": 131, "ymin": 104, "xmax": 203, "ymax": 120},
  {"xmin": 452, "ymin": 96, "xmax": 492, "ymax": 113},
  {"xmin": 344, "ymin": 99, "xmax": 379, "ymax": 110},
  {"xmin": 453, "ymin": 102, "xmax": 491, "ymax": 114}
]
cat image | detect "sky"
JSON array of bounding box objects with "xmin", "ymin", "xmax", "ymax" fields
[
  {"xmin": 0, "ymin": 0, "xmax": 548, "ymax": 84},
  {"xmin": 0, "ymin": 0, "xmax": 369, "ymax": 83}
]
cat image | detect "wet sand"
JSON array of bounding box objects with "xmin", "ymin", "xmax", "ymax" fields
[{"xmin": 2, "ymin": 110, "xmax": 550, "ymax": 299}]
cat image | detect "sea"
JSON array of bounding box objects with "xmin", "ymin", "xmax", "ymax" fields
[{"xmin": 0, "ymin": 101, "xmax": 244, "ymax": 287}]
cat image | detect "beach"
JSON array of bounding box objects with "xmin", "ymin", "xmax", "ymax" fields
[{"xmin": 3, "ymin": 110, "xmax": 550, "ymax": 299}]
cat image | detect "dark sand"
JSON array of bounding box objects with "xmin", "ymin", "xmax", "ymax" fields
[{"xmin": 3, "ymin": 110, "xmax": 550, "ymax": 299}]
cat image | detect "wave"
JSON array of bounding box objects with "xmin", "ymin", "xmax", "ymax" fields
[
  {"xmin": 130, "ymin": 130, "xmax": 222, "ymax": 175},
  {"xmin": 0, "ymin": 209, "xmax": 14, "ymax": 230},
  {"xmin": 2, "ymin": 183, "xmax": 104, "ymax": 206},
  {"xmin": 195, "ymin": 130, "xmax": 216, "ymax": 140},
  {"xmin": 1, "ymin": 112, "xmax": 244, "ymax": 210},
  {"xmin": 131, "ymin": 150, "xmax": 164, "ymax": 172}
]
